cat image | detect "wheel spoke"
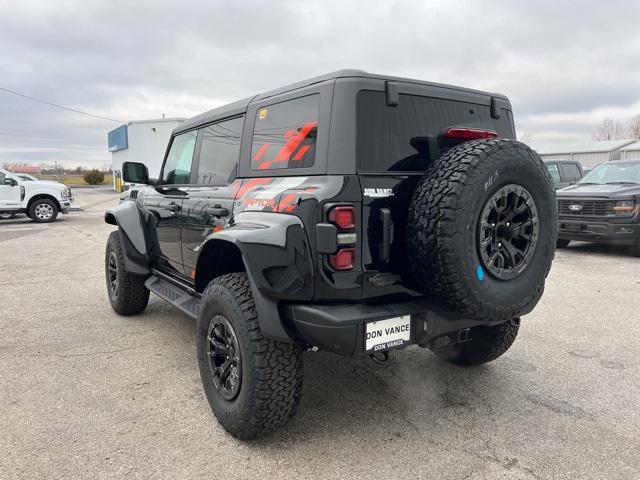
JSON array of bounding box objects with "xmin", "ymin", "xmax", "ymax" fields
[{"xmin": 208, "ymin": 336, "xmax": 230, "ymax": 354}]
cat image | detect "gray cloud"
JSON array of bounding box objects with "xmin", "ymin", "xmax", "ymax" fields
[{"xmin": 1, "ymin": 0, "xmax": 639, "ymax": 166}]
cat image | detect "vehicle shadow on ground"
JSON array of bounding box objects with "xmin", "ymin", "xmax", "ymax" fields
[
  {"xmin": 560, "ymin": 241, "xmax": 636, "ymax": 258},
  {"xmin": 144, "ymin": 300, "xmax": 527, "ymax": 446},
  {"xmin": 251, "ymin": 347, "xmax": 519, "ymax": 446}
]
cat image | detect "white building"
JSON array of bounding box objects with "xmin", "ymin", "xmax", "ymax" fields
[
  {"xmin": 620, "ymin": 141, "xmax": 640, "ymax": 160},
  {"xmin": 533, "ymin": 139, "xmax": 636, "ymax": 168},
  {"xmin": 108, "ymin": 118, "xmax": 184, "ymax": 190}
]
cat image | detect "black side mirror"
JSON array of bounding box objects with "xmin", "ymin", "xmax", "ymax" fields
[
  {"xmin": 122, "ymin": 162, "xmax": 149, "ymax": 184},
  {"xmin": 4, "ymin": 178, "xmax": 17, "ymax": 186}
]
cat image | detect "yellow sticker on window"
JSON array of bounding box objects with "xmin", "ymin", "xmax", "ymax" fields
[{"xmin": 258, "ymin": 108, "xmax": 268, "ymax": 120}]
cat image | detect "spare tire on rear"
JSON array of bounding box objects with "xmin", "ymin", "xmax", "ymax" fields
[{"xmin": 407, "ymin": 139, "xmax": 556, "ymax": 322}]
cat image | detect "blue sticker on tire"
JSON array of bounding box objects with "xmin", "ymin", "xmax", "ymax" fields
[{"xmin": 476, "ymin": 265, "xmax": 485, "ymax": 282}]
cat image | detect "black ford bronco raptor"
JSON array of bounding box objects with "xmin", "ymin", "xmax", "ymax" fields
[{"xmin": 104, "ymin": 70, "xmax": 557, "ymax": 439}]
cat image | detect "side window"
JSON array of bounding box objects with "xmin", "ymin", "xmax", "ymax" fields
[
  {"xmin": 197, "ymin": 116, "xmax": 244, "ymax": 184},
  {"xmin": 251, "ymin": 94, "xmax": 319, "ymax": 170},
  {"xmin": 161, "ymin": 131, "xmax": 197, "ymax": 185},
  {"xmin": 545, "ymin": 164, "xmax": 561, "ymax": 184},
  {"xmin": 0, "ymin": 171, "xmax": 5, "ymax": 184},
  {"xmin": 560, "ymin": 163, "xmax": 581, "ymax": 183}
]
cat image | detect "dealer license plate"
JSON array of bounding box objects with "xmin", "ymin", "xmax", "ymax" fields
[{"xmin": 365, "ymin": 316, "xmax": 411, "ymax": 352}]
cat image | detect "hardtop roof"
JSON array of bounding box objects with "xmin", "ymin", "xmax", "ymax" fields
[{"xmin": 175, "ymin": 69, "xmax": 510, "ymax": 135}]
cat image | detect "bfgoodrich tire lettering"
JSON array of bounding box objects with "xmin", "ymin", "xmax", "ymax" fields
[
  {"xmin": 197, "ymin": 273, "xmax": 303, "ymax": 440},
  {"xmin": 105, "ymin": 230, "xmax": 150, "ymax": 315},
  {"xmin": 407, "ymin": 139, "xmax": 557, "ymax": 322}
]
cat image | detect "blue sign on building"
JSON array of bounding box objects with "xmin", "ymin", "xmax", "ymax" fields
[{"xmin": 108, "ymin": 124, "xmax": 128, "ymax": 152}]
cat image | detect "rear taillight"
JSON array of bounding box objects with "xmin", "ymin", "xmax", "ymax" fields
[
  {"xmin": 327, "ymin": 205, "xmax": 357, "ymax": 271},
  {"xmin": 328, "ymin": 206, "xmax": 356, "ymax": 230},
  {"xmin": 329, "ymin": 248, "xmax": 355, "ymax": 271},
  {"xmin": 444, "ymin": 127, "xmax": 498, "ymax": 140}
]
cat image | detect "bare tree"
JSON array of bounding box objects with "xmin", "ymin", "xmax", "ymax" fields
[
  {"xmin": 515, "ymin": 123, "xmax": 533, "ymax": 144},
  {"xmin": 594, "ymin": 117, "xmax": 626, "ymax": 141},
  {"xmin": 628, "ymin": 114, "xmax": 640, "ymax": 140}
]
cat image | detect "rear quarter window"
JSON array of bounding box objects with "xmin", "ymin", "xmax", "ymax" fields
[
  {"xmin": 251, "ymin": 94, "xmax": 319, "ymax": 171},
  {"xmin": 357, "ymin": 90, "xmax": 514, "ymax": 173}
]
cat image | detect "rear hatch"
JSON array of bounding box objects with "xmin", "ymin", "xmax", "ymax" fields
[{"xmin": 355, "ymin": 89, "xmax": 515, "ymax": 299}]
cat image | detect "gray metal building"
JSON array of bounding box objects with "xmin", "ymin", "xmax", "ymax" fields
[
  {"xmin": 620, "ymin": 141, "xmax": 640, "ymax": 160},
  {"xmin": 534, "ymin": 139, "xmax": 636, "ymax": 168},
  {"xmin": 108, "ymin": 118, "xmax": 184, "ymax": 189}
]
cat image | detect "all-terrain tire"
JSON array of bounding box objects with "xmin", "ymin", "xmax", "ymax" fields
[
  {"xmin": 29, "ymin": 198, "xmax": 58, "ymax": 223},
  {"xmin": 197, "ymin": 273, "xmax": 303, "ymax": 440},
  {"xmin": 432, "ymin": 318, "xmax": 520, "ymax": 366},
  {"xmin": 0, "ymin": 212, "xmax": 16, "ymax": 220},
  {"xmin": 556, "ymin": 239, "xmax": 571, "ymax": 249},
  {"xmin": 105, "ymin": 231, "xmax": 150, "ymax": 315},
  {"xmin": 407, "ymin": 139, "xmax": 557, "ymax": 323}
]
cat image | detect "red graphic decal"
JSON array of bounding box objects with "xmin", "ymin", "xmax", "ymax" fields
[
  {"xmin": 236, "ymin": 178, "xmax": 271, "ymax": 198},
  {"xmin": 273, "ymin": 121, "xmax": 317, "ymax": 162},
  {"xmin": 277, "ymin": 193, "xmax": 300, "ymax": 213},
  {"xmin": 243, "ymin": 198, "xmax": 276, "ymax": 209},
  {"xmin": 253, "ymin": 143, "xmax": 269, "ymax": 161},
  {"xmin": 293, "ymin": 145, "xmax": 311, "ymax": 161}
]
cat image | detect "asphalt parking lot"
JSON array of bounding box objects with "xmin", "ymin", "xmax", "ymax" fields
[{"xmin": 1, "ymin": 188, "xmax": 639, "ymax": 480}]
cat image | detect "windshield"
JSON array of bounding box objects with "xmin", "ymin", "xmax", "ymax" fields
[
  {"xmin": 579, "ymin": 163, "xmax": 640, "ymax": 185},
  {"xmin": 19, "ymin": 174, "xmax": 37, "ymax": 181}
]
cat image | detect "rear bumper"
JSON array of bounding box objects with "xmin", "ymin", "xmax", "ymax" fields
[
  {"xmin": 282, "ymin": 299, "xmax": 503, "ymax": 357},
  {"xmin": 558, "ymin": 217, "xmax": 639, "ymax": 246}
]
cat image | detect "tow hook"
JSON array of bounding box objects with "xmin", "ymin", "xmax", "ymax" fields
[
  {"xmin": 458, "ymin": 328, "xmax": 471, "ymax": 343},
  {"xmin": 369, "ymin": 351, "xmax": 390, "ymax": 365}
]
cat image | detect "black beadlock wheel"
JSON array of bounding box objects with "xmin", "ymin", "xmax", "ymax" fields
[
  {"xmin": 407, "ymin": 139, "xmax": 557, "ymax": 323},
  {"xmin": 197, "ymin": 273, "xmax": 303, "ymax": 440},
  {"xmin": 105, "ymin": 231, "xmax": 150, "ymax": 315}
]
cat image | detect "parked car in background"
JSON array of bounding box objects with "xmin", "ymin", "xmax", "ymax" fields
[
  {"xmin": 544, "ymin": 159, "xmax": 584, "ymax": 189},
  {"xmin": 16, "ymin": 173, "xmax": 38, "ymax": 181},
  {"xmin": 0, "ymin": 168, "xmax": 74, "ymax": 222},
  {"xmin": 556, "ymin": 160, "xmax": 640, "ymax": 255}
]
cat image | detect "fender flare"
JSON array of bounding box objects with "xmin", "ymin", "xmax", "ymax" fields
[
  {"xmin": 196, "ymin": 211, "xmax": 315, "ymax": 342},
  {"xmin": 105, "ymin": 201, "xmax": 152, "ymax": 276}
]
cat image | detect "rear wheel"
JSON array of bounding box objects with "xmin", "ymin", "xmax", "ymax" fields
[
  {"xmin": 105, "ymin": 231, "xmax": 150, "ymax": 315},
  {"xmin": 0, "ymin": 212, "xmax": 16, "ymax": 220},
  {"xmin": 407, "ymin": 139, "xmax": 557, "ymax": 322},
  {"xmin": 432, "ymin": 319, "xmax": 520, "ymax": 366},
  {"xmin": 556, "ymin": 239, "xmax": 570, "ymax": 249},
  {"xmin": 29, "ymin": 199, "xmax": 58, "ymax": 223},
  {"xmin": 197, "ymin": 273, "xmax": 303, "ymax": 440}
]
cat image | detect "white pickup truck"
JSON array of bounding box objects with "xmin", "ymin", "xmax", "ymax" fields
[{"xmin": 0, "ymin": 169, "xmax": 74, "ymax": 222}]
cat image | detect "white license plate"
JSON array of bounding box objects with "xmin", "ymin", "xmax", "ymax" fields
[{"xmin": 365, "ymin": 316, "xmax": 411, "ymax": 352}]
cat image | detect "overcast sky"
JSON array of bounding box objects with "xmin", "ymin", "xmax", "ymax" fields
[{"xmin": 1, "ymin": 0, "xmax": 639, "ymax": 168}]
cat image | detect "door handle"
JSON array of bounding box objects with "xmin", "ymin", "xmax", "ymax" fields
[
  {"xmin": 206, "ymin": 206, "xmax": 229, "ymax": 217},
  {"xmin": 168, "ymin": 203, "xmax": 181, "ymax": 213}
]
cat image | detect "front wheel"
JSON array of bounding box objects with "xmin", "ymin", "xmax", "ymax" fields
[
  {"xmin": 29, "ymin": 199, "xmax": 58, "ymax": 223},
  {"xmin": 197, "ymin": 273, "xmax": 303, "ymax": 440},
  {"xmin": 431, "ymin": 319, "xmax": 520, "ymax": 366},
  {"xmin": 105, "ymin": 231, "xmax": 150, "ymax": 315}
]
